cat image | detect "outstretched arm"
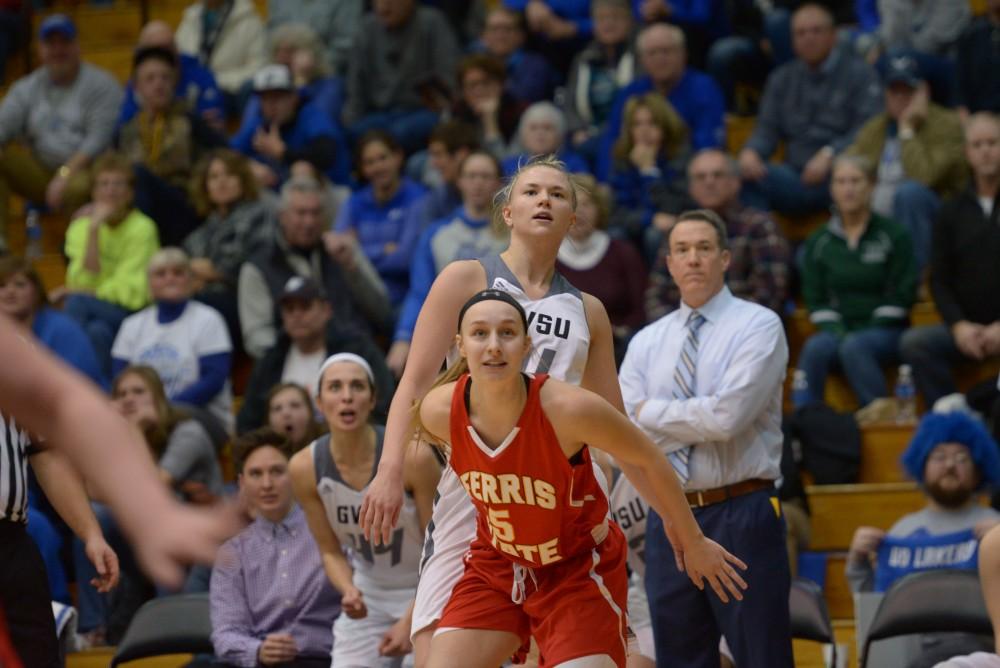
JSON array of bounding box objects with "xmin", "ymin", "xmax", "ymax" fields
[
  {"xmin": 289, "ymin": 448, "xmax": 366, "ymax": 618},
  {"xmin": 0, "ymin": 317, "xmax": 238, "ymax": 587},
  {"xmin": 360, "ymin": 261, "xmax": 484, "ymax": 545},
  {"xmin": 553, "ymin": 385, "xmax": 748, "ymax": 603},
  {"xmin": 31, "ymin": 449, "xmax": 120, "ymax": 592}
]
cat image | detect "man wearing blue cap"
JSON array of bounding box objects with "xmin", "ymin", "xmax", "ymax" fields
[
  {"xmin": 0, "ymin": 13, "xmax": 123, "ymax": 250},
  {"xmin": 844, "ymin": 55, "xmax": 966, "ymax": 272}
]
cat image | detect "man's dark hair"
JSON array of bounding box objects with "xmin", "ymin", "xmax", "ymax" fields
[
  {"xmin": 132, "ymin": 45, "xmax": 178, "ymax": 73},
  {"xmin": 429, "ymin": 120, "xmax": 480, "ymax": 154},
  {"xmin": 665, "ymin": 209, "xmax": 730, "ymax": 252},
  {"xmin": 234, "ymin": 427, "xmax": 293, "ymax": 474}
]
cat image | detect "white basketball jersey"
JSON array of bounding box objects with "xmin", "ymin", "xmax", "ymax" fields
[
  {"xmin": 420, "ymin": 254, "xmax": 592, "ymax": 572},
  {"xmin": 313, "ymin": 427, "xmax": 423, "ymax": 598},
  {"xmin": 609, "ymin": 468, "xmax": 649, "ymax": 577}
]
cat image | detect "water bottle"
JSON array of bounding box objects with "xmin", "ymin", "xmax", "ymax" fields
[
  {"xmin": 895, "ymin": 364, "xmax": 917, "ymax": 424},
  {"xmin": 791, "ymin": 369, "xmax": 810, "ymax": 409},
  {"xmin": 25, "ymin": 209, "xmax": 42, "ymax": 261}
]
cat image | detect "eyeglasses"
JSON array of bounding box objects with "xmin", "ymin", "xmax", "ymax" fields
[
  {"xmin": 927, "ymin": 452, "xmax": 973, "ymax": 466},
  {"xmin": 690, "ymin": 170, "xmax": 730, "ymax": 182}
]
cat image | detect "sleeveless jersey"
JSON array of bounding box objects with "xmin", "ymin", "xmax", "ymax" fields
[
  {"xmin": 313, "ymin": 426, "xmax": 423, "ymax": 594},
  {"xmin": 478, "ymin": 253, "xmax": 590, "ymax": 384},
  {"xmin": 609, "ymin": 468, "xmax": 649, "ymax": 577},
  {"xmin": 448, "ymin": 373, "xmax": 610, "ymax": 568},
  {"xmin": 422, "ymin": 255, "xmax": 592, "ymax": 568}
]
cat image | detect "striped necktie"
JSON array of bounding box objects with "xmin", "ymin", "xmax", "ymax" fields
[{"xmin": 670, "ymin": 310, "xmax": 706, "ymax": 485}]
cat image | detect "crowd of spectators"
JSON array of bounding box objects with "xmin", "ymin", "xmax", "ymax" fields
[{"xmin": 2, "ymin": 0, "xmax": 1000, "ymax": 660}]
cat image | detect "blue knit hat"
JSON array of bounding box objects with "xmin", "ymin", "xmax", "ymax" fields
[{"xmin": 901, "ymin": 412, "xmax": 1000, "ymax": 490}]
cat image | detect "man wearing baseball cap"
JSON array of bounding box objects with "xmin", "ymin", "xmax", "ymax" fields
[
  {"xmin": 844, "ymin": 55, "xmax": 966, "ymax": 271},
  {"xmin": 236, "ymin": 275, "xmax": 394, "ymax": 433},
  {"xmin": 0, "ymin": 13, "xmax": 122, "ymax": 250},
  {"xmin": 230, "ymin": 63, "xmax": 349, "ymax": 186}
]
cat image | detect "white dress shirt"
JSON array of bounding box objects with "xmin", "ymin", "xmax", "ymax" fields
[{"xmin": 619, "ymin": 286, "xmax": 788, "ymax": 491}]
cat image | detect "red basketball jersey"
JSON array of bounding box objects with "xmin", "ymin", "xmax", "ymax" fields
[{"xmin": 448, "ymin": 373, "xmax": 611, "ymax": 569}]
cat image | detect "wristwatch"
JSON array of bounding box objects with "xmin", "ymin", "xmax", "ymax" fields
[{"xmin": 56, "ymin": 165, "xmax": 72, "ymax": 179}]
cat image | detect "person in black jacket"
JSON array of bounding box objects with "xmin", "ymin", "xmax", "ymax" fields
[
  {"xmin": 901, "ymin": 113, "xmax": 1000, "ymax": 406},
  {"xmin": 236, "ymin": 277, "xmax": 394, "ymax": 434}
]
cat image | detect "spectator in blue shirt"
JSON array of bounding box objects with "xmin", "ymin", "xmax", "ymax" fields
[
  {"xmin": 237, "ymin": 23, "xmax": 346, "ymax": 138},
  {"xmin": 608, "ymin": 91, "xmax": 689, "ymax": 259},
  {"xmin": 0, "ymin": 255, "xmax": 107, "ymax": 389},
  {"xmin": 504, "ymin": 0, "xmax": 592, "ymax": 74},
  {"xmin": 502, "ymin": 102, "xmax": 590, "ymax": 177},
  {"xmin": 596, "ymin": 22, "xmax": 724, "ymax": 181},
  {"xmin": 118, "ymin": 20, "xmax": 224, "ymax": 131},
  {"xmin": 231, "ymin": 64, "xmax": 350, "ymax": 188},
  {"xmin": 388, "ymin": 150, "xmax": 509, "ymax": 377},
  {"xmin": 476, "ymin": 6, "xmax": 559, "ymax": 105},
  {"xmin": 332, "ymin": 130, "xmax": 429, "ymax": 310}
]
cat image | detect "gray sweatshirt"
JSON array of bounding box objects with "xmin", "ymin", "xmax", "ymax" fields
[{"xmin": 0, "ymin": 63, "xmax": 123, "ymax": 169}]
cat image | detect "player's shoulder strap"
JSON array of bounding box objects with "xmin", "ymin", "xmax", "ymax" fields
[
  {"xmin": 478, "ymin": 253, "xmax": 582, "ymax": 301},
  {"xmin": 311, "ymin": 434, "xmax": 340, "ymax": 485},
  {"xmin": 477, "ymin": 253, "xmax": 518, "ymax": 291}
]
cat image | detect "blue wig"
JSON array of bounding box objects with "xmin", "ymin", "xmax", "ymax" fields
[{"xmin": 901, "ymin": 412, "xmax": 1000, "ymax": 490}]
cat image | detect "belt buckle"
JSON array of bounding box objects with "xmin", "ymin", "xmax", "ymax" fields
[{"xmin": 695, "ymin": 490, "xmax": 705, "ymax": 508}]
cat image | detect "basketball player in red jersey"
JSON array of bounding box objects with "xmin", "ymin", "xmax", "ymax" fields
[{"xmin": 415, "ymin": 291, "xmax": 748, "ymax": 668}]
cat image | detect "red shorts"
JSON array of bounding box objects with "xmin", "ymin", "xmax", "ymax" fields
[{"xmin": 438, "ymin": 524, "xmax": 630, "ymax": 667}]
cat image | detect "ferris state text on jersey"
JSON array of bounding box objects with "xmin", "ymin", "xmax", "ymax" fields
[{"xmin": 459, "ymin": 469, "xmax": 576, "ymax": 566}]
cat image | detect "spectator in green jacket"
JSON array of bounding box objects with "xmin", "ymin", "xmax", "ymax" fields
[
  {"xmin": 62, "ymin": 152, "xmax": 160, "ymax": 376},
  {"xmin": 796, "ymin": 154, "xmax": 918, "ymax": 408}
]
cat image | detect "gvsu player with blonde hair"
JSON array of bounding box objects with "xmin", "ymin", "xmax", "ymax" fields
[
  {"xmin": 414, "ymin": 292, "xmax": 747, "ymax": 667},
  {"xmin": 359, "ymin": 156, "xmax": 672, "ymax": 664},
  {"xmin": 290, "ymin": 354, "xmax": 440, "ymax": 667}
]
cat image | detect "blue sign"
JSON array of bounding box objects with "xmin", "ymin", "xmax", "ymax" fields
[{"xmin": 874, "ymin": 528, "xmax": 979, "ymax": 592}]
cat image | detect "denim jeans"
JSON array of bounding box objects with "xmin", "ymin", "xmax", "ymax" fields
[
  {"xmin": 741, "ymin": 162, "xmax": 831, "ymax": 216},
  {"xmin": 797, "ymin": 327, "xmax": 903, "ymax": 407},
  {"xmin": 899, "ymin": 323, "xmax": 968, "ymax": 405},
  {"xmin": 63, "ymin": 294, "xmax": 130, "ymax": 378},
  {"xmin": 892, "ymin": 180, "xmax": 939, "ymax": 273}
]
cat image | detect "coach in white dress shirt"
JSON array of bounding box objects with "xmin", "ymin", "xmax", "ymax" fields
[{"xmin": 619, "ymin": 208, "xmax": 793, "ymax": 667}]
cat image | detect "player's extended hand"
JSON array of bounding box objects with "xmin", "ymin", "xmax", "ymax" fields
[
  {"xmin": 84, "ymin": 534, "xmax": 120, "ymax": 593},
  {"xmin": 378, "ymin": 616, "xmax": 413, "ymax": 657},
  {"xmin": 360, "ymin": 466, "xmax": 404, "ymax": 545},
  {"xmin": 128, "ymin": 500, "xmax": 242, "ymax": 589},
  {"xmin": 682, "ymin": 536, "xmax": 748, "ymax": 603},
  {"xmin": 342, "ymin": 586, "xmax": 368, "ymax": 619},
  {"xmin": 258, "ymin": 633, "xmax": 297, "ymax": 666}
]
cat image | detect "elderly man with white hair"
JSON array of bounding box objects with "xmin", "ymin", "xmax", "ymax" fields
[
  {"xmin": 596, "ymin": 22, "xmax": 724, "ymax": 180},
  {"xmin": 237, "ymin": 176, "xmax": 391, "ymax": 358},
  {"xmin": 111, "ymin": 247, "xmax": 234, "ymax": 432}
]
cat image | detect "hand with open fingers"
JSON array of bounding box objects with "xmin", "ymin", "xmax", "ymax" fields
[
  {"xmin": 379, "ymin": 617, "xmax": 414, "ymax": 657},
  {"xmin": 129, "ymin": 500, "xmax": 242, "ymax": 589},
  {"xmin": 342, "ymin": 586, "xmax": 368, "ymax": 619},
  {"xmin": 360, "ymin": 467, "xmax": 404, "ymax": 545},
  {"xmin": 683, "ymin": 536, "xmax": 749, "ymax": 603},
  {"xmin": 84, "ymin": 535, "xmax": 120, "ymax": 593},
  {"xmin": 258, "ymin": 633, "xmax": 297, "ymax": 666}
]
